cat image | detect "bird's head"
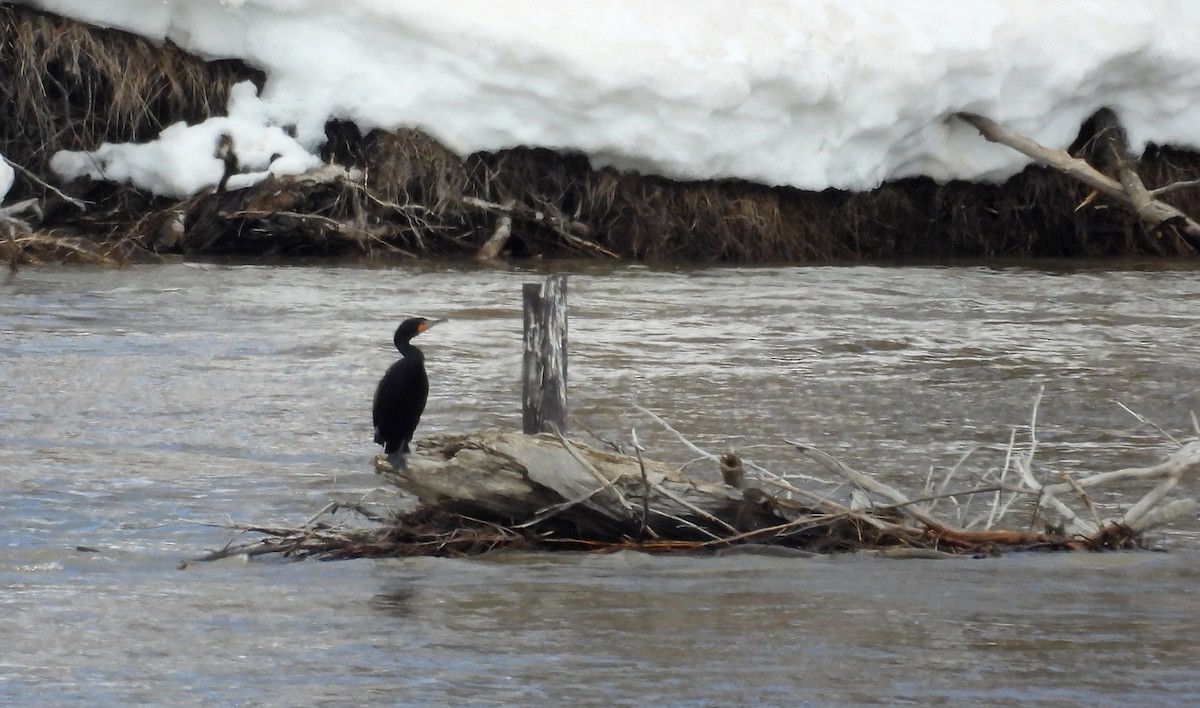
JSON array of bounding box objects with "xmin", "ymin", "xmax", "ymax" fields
[{"xmin": 394, "ymin": 317, "xmax": 443, "ymax": 349}]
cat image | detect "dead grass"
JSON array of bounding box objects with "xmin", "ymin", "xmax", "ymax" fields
[{"xmin": 0, "ymin": 3, "xmax": 260, "ymax": 181}]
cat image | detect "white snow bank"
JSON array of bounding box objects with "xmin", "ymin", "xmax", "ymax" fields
[
  {"xmin": 50, "ymin": 82, "xmax": 321, "ymax": 199},
  {"xmin": 0, "ymin": 156, "xmax": 14, "ymax": 203},
  {"xmin": 25, "ymin": 0, "xmax": 1200, "ymax": 195}
]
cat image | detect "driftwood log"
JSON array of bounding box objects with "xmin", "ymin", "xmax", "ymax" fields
[
  {"xmin": 955, "ymin": 110, "xmax": 1200, "ymax": 251},
  {"xmin": 473, "ymin": 198, "xmax": 516, "ymax": 261},
  {"xmin": 376, "ymin": 432, "xmax": 778, "ymax": 542}
]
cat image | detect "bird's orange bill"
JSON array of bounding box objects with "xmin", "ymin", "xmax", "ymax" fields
[{"xmin": 418, "ymin": 319, "xmax": 446, "ymax": 332}]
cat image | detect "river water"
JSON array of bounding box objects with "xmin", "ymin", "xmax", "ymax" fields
[{"xmin": 2, "ymin": 261, "xmax": 1199, "ymax": 706}]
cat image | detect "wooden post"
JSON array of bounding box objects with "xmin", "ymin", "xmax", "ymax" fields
[{"xmin": 522, "ymin": 275, "xmax": 568, "ymax": 435}]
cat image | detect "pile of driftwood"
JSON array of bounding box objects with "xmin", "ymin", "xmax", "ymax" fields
[{"xmin": 196, "ymin": 405, "xmax": 1200, "ymax": 562}]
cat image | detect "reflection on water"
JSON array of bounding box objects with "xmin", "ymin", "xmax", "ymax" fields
[{"xmin": 2, "ymin": 261, "xmax": 1199, "ymax": 705}]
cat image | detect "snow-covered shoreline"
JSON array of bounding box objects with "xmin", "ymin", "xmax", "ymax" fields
[
  {"xmin": 17, "ymin": 0, "xmax": 1200, "ymax": 198},
  {"xmin": 4, "ymin": 1, "xmax": 1200, "ymax": 265}
]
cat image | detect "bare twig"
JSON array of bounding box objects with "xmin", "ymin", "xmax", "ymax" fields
[
  {"xmin": 1149, "ymin": 178, "xmax": 1200, "ymax": 198},
  {"xmin": 550, "ymin": 426, "xmax": 635, "ymax": 513},
  {"xmin": 631, "ymin": 428, "xmax": 653, "ymax": 540},
  {"xmin": 1116, "ymin": 400, "xmax": 1182, "ymax": 447},
  {"xmin": 634, "ymin": 404, "xmax": 720, "ymax": 462},
  {"xmin": 3, "ymin": 155, "xmax": 88, "ymax": 209},
  {"xmin": 986, "ymin": 428, "xmax": 1018, "ymax": 530},
  {"xmin": 785, "ymin": 440, "xmax": 948, "ymax": 532},
  {"xmin": 650, "ymin": 481, "xmax": 740, "ymax": 536},
  {"xmin": 646, "ymin": 507, "xmax": 726, "ymax": 541},
  {"xmin": 1059, "ymin": 472, "xmax": 1103, "ymax": 531}
]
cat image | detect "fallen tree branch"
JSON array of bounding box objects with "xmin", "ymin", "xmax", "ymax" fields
[
  {"xmin": 461, "ymin": 195, "xmax": 619, "ymax": 258},
  {"xmin": 1150, "ymin": 178, "xmax": 1200, "ymax": 198},
  {"xmin": 1121, "ymin": 441, "xmax": 1200, "ymax": 529},
  {"xmin": 2, "ymin": 156, "xmax": 87, "ymax": 210},
  {"xmin": 954, "ymin": 111, "xmax": 1200, "ymax": 245},
  {"xmin": 785, "ymin": 440, "xmax": 947, "ymax": 531}
]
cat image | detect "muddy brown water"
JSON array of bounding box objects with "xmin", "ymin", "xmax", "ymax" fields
[{"xmin": 2, "ymin": 261, "xmax": 1199, "ymax": 706}]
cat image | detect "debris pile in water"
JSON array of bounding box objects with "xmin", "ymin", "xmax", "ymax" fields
[{"xmin": 195, "ymin": 409, "xmax": 1200, "ymax": 562}]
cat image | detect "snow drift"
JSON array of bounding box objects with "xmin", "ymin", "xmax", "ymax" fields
[{"xmin": 22, "ymin": 0, "xmax": 1200, "ymax": 198}]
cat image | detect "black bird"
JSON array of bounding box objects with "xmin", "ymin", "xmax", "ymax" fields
[{"xmin": 373, "ymin": 317, "xmax": 442, "ymax": 457}]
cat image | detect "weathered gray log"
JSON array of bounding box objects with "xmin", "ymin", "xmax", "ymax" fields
[
  {"xmin": 473, "ymin": 198, "xmax": 516, "ymax": 261},
  {"xmin": 2, "ymin": 155, "xmax": 85, "ymax": 210},
  {"xmin": 522, "ymin": 275, "xmax": 568, "ymax": 435},
  {"xmin": 376, "ymin": 432, "xmax": 787, "ymax": 540},
  {"xmin": 954, "ymin": 111, "xmax": 1200, "ymax": 246}
]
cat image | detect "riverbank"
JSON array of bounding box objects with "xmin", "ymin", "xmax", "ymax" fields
[{"xmin": 4, "ymin": 3, "xmax": 1200, "ymax": 266}]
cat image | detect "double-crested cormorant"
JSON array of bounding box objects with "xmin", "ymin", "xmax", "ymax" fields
[{"xmin": 373, "ymin": 317, "xmax": 442, "ymax": 456}]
